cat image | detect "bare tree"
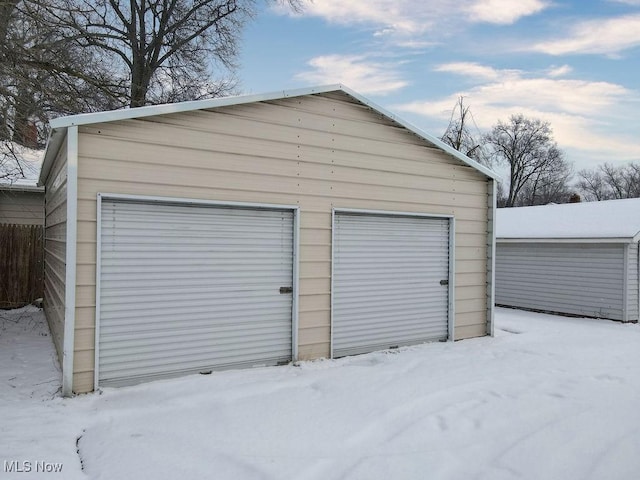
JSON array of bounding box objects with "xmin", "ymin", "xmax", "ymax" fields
[
  {"xmin": 577, "ymin": 162, "xmax": 640, "ymax": 201},
  {"xmin": 576, "ymin": 168, "xmax": 607, "ymax": 201},
  {"xmin": 518, "ymin": 149, "xmax": 572, "ymax": 206},
  {"xmin": 485, "ymin": 114, "xmax": 570, "ymax": 207},
  {"xmin": 1, "ymin": 0, "xmax": 123, "ymax": 181},
  {"xmin": 441, "ymin": 96, "xmax": 488, "ymax": 166},
  {"xmin": 1, "ymin": 0, "xmax": 304, "ymax": 182},
  {"xmin": 46, "ymin": 0, "xmax": 303, "ymax": 107}
]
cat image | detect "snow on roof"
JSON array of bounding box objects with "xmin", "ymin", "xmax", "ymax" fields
[
  {"xmin": 0, "ymin": 143, "xmax": 45, "ymax": 189},
  {"xmin": 497, "ymin": 198, "xmax": 640, "ymax": 242}
]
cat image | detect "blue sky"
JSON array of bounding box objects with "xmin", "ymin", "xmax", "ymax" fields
[{"xmin": 238, "ymin": 0, "xmax": 640, "ymax": 173}]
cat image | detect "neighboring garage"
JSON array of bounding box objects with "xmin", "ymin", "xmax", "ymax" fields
[
  {"xmin": 0, "ymin": 183, "xmax": 44, "ymax": 226},
  {"xmin": 496, "ymin": 198, "xmax": 640, "ymax": 322},
  {"xmin": 0, "ymin": 183, "xmax": 45, "ymax": 309},
  {"xmin": 38, "ymin": 85, "xmax": 498, "ymax": 395}
]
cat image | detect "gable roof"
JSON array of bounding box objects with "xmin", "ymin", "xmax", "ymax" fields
[
  {"xmin": 497, "ymin": 198, "xmax": 640, "ymax": 243},
  {"xmin": 38, "ymin": 84, "xmax": 498, "ymax": 185}
]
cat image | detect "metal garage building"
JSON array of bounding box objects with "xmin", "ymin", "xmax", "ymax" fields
[
  {"xmin": 496, "ymin": 199, "xmax": 640, "ymax": 322},
  {"xmin": 38, "ymin": 85, "xmax": 498, "ymax": 395}
]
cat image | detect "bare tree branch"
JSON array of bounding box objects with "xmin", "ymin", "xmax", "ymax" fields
[{"xmin": 485, "ymin": 114, "xmax": 572, "ymax": 207}]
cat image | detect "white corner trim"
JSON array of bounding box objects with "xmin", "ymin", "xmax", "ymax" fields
[
  {"xmin": 623, "ymin": 243, "xmax": 630, "ymax": 323},
  {"xmin": 448, "ymin": 217, "xmax": 456, "ymax": 342},
  {"xmin": 94, "ymin": 194, "xmax": 103, "ymax": 390},
  {"xmin": 62, "ymin": 126, "xmax": 78, "ymax": 397},
  {"xmin": 488, "ymin": 180, "xmax": 497, "ymax": 337},
  {"xmin": 330, "ymin": 208, "xmax": 336, "ymax": 358},
  {"xmin": 292, "ymin": 207, "xmax": 300, "ymax": 362}
]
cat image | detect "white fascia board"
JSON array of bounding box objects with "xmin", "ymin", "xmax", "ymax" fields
[
  {"xmin": 497, "ymin": 237, "xmax": 635, "ymax": 244},
  {"xmin": 48, "ymin": 85, "xmax": 345, "ymax": 129},
  {"xmin": 0, "ymin": 184, "xmax": 44, "ymax": 192}
]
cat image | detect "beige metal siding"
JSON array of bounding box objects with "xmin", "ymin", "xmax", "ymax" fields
[
  {"xmin": 72, "ymin": 91, "xmax": 489, "ymax": 393},
  {"xmin": 0, "ymin": 190, "xmax": 44, "ymax": 225},
  {"xmin": 43, "ymin": 141, "xmax": 68, "ymax": 360}
]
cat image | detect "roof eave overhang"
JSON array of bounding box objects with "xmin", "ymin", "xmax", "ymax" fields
[
  {"xmin": 38, "ymin": 128, "xmax": 67, "ymax": 186},
  {"xmin": 0, "ymin": 184, "xmax": 44, "ymax": 192}
]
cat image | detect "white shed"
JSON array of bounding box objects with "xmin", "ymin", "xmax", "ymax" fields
[{"xmin": 496, "ymin": 199, "xmax": 640, "ymax": 321}]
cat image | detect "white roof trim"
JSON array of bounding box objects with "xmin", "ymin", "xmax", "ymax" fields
[
  {"xmin": 40, "ymin": 84, "xmax": 498, "ymax": 185},
  {"xmin": 0, "ymin": 183, "xmax": 44, "ymax": 192}
]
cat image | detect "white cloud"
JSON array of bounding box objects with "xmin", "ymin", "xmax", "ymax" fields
[
  {"xmin": 282, "ymin": 0, "xmax": 548, "ymax": 37},
  {"xmin": 547, "ymin": 65, "xmax": 573, "ymax": 77},
  {"xmin": 295, "ymin": 55, "xmax": 409, "ymax": 95},
  {"xmin": 290, "ymin": 0, "xmax": 433, "ymax": 35},
  {"xmin": 394, "ymin": 63, "xmax": 640, "ymax": 167},
  {"xmin": 466, "ymin": 0, "xmax": 548, "ymax": 25},
  {"xmin": 434, "ymin": 62, "xmax": 512, "ymax": 81},
  {"xmin": 532, "ymin": 14, "xmax": 640, "ymax": 55}
]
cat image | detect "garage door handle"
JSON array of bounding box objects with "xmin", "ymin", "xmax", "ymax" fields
[
  {"xmin": 440, "ymin": 279, "xmax": 448, "ymax": 286},
  {"xmin": 280, "ymin": 287, "xmax": 293, "ymax": 294}
]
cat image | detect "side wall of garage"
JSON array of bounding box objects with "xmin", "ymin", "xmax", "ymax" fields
[
  {"xmin": 43, "ymin": 138, "xmax": 68, "ymax": 361},
  {"xmin": 71, "ymin": 91, "xmax": 491, "ymax": 393},
  {"xmin": 496, "ymin": 242, "xmax": 626, "ymax": 320}
]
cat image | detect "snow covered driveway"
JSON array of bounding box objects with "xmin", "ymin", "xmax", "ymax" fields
[{"xmin": 2, "ymin": 307, "xmax": 640, "ymax": 479}]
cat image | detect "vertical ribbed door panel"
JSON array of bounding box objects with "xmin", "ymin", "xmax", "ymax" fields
[
  {"xmin": 333, "ymin": 213, "xmax": 450, "ymax": 357},
  {"xmin": 98, "ymin": 200, "xmax": 294, "ymax": 387}
]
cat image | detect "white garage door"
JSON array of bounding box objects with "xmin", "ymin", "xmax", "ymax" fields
[
  {"xmin": 332, "ymin": 212, "xmax": 451, "ymax": 357},
  {"xmin": 97, "ymin": 199, "xmax": 294, "ymax": 387}
]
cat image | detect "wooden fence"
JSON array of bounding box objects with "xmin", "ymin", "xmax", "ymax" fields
[{"xmin": 0, "ymin": 223, "xmax": 44, "ymax": 309}]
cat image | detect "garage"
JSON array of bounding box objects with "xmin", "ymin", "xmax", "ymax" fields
[
  {"xmin": 496, "ymin": 199, "xmax": 640, "ymax": 321},
  {"xmin": 38, "ymin": 85, "xmax": 497, "ymax": 394},
  {"xmin": 332, "ymin": 211, "xmax": 453, "ymax": 357},
  {"xmin": 96, "ymin": 196, "xmax": 296, "ymax": 387}
]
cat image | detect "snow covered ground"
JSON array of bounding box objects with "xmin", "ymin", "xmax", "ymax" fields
[{"xmin": 2, "ymin": 306, "xmax": 640, "ymax": 479}]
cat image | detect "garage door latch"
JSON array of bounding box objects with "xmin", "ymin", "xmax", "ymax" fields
[
  {"xmin": 280, "ymin": 286, "xmax": 293, "ymax": 294},
  {"xmin": 440, "ymin": 279, "xmax": 449, "ymax": 286}
]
